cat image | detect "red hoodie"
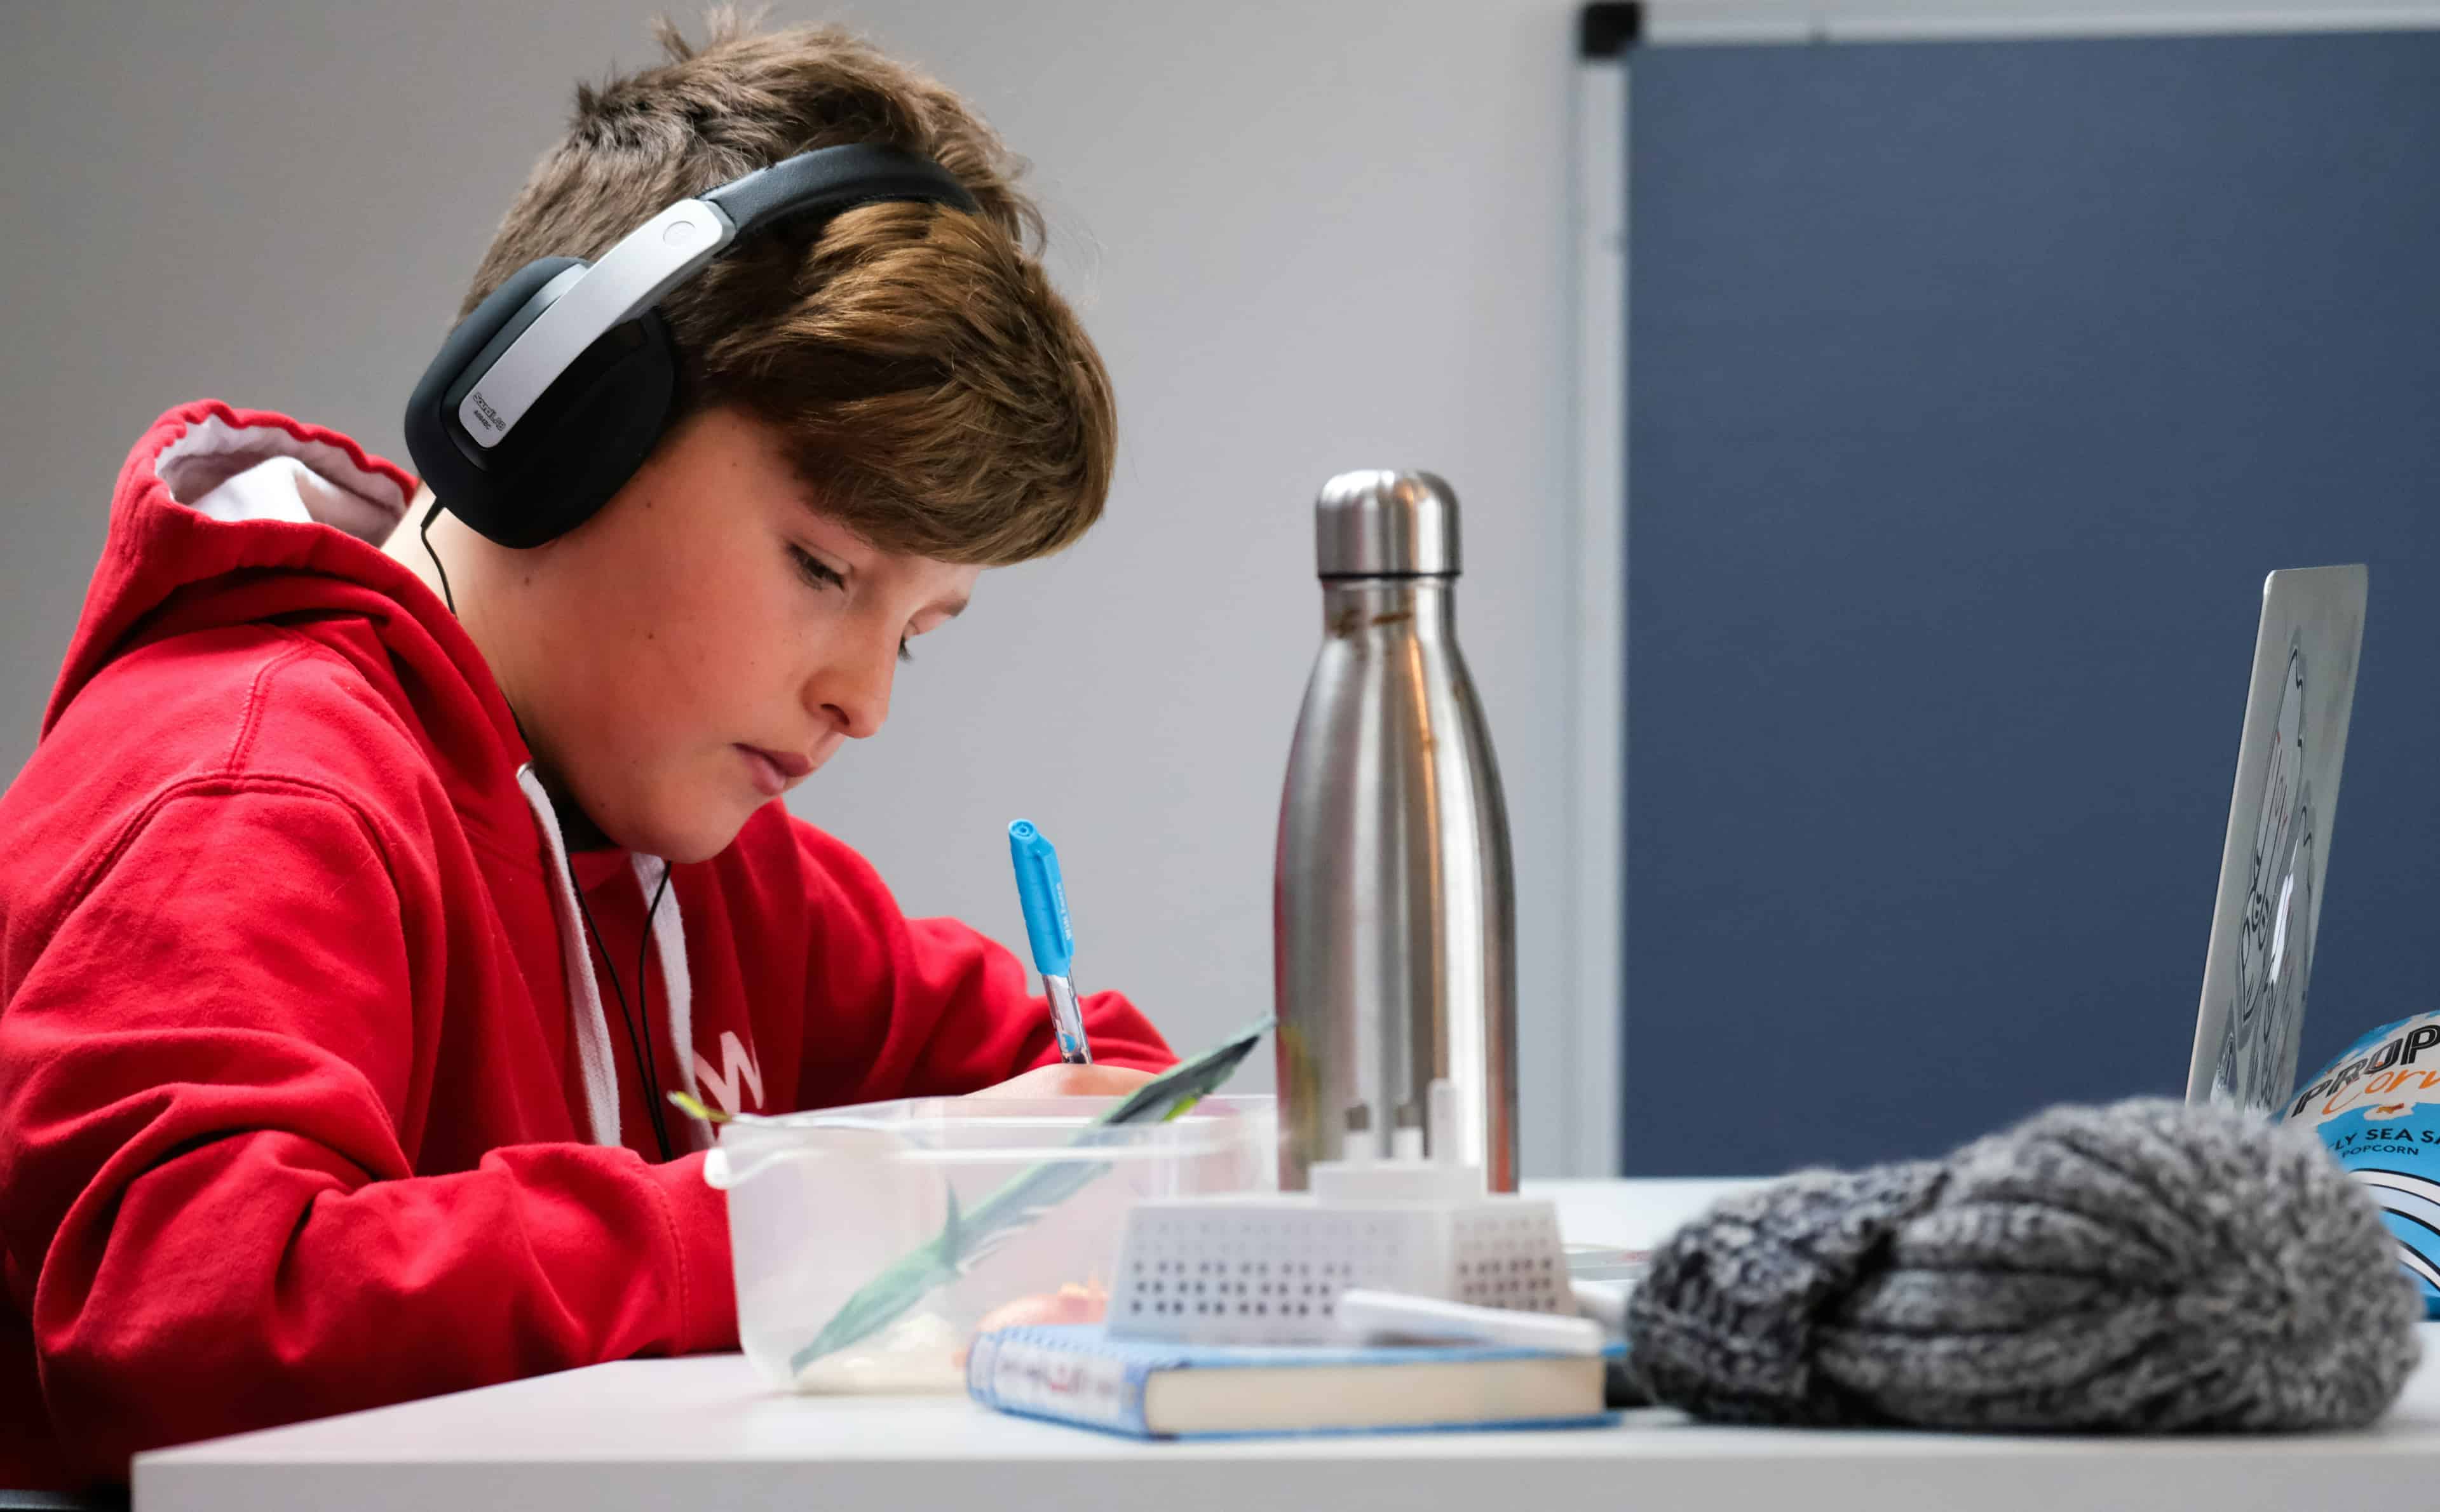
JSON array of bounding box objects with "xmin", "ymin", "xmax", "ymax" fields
[{"xmin": 0, "ymin": 401, "xmax": 1174, "ymax": 1490}]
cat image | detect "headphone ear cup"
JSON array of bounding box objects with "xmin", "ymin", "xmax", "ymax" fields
[
  {"xmin": 403, "ymin": 257, "xmax": 586, "ymax": 544},
  {"xmin": 402, "ymin": 260, "xmax": 680, "ymax": 550},
  {"xmin": 488, "ymin": 309, "xmax": 679, "ymax": 548}
]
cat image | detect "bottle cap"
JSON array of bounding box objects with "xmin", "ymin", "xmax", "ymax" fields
[{"xmin": 1314, "ymin": 469, "xmax": 1460, "ymax": 578}]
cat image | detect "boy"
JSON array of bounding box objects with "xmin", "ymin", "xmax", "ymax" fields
[{"xmin": 0, "ymin": 13, "xmax": 1173, "ymax": 1492}]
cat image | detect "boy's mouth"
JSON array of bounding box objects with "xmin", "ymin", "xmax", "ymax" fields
[{"xmin": 736, "ymin": 743, "xmax": 814, "ymax": 798}]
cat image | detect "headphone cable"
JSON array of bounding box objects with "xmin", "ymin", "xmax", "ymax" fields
[
  {"xmin": 574, "ymin": 876, "xmax": 675, "ymax": 1162},
  {"xmin": 420, "ymin": 499, "xmax": 459, "ymax": 617},
  {"xmin": 640, "ymin": 863, "xmax": 676, "ymax": 1142}
]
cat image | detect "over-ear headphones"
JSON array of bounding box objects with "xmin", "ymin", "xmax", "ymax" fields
[{"xmin": 403, "ymin": 143, "xmax": 979, "ymax": 549}]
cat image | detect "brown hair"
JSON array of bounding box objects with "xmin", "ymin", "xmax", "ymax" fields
[{"xmin": 459, "ymin": 8, "xmax": 1115, "ymax": 564}]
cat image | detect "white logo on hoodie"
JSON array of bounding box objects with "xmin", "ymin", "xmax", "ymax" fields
[{"xmin": 693, "ymin": 1030, "xmax": 766, "ymax": 1117}]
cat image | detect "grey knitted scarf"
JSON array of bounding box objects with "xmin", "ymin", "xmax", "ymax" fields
[{"xmin": 1621, "ymin": 1097, "xmax": 2423, "ymax": 1431}]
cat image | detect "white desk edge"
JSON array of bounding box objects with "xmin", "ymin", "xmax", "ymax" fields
[{"xmin": 132, "ymin": 1177, "xmax": 2440, "ymax": 1512}]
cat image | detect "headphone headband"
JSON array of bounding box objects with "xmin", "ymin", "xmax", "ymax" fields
[
  {"xmin": 405, "ymin": 143, "xmax": 977, "ymax": 548},
  {"xmin": 453, "ymin": 145, "xmax": 976, "ymax": 454},
  {"xmin": 706, "ymin": 142, "xmax": 979, "ymax": 239}
]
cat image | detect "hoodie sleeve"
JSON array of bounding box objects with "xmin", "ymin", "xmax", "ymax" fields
[
  {"xmin": 0, "ymin": 786, "xmax": 733, "ymax": 1480},
  {"xmin": 787, "ymin": 819, "xmax": 1176, "ymax": 1107}
]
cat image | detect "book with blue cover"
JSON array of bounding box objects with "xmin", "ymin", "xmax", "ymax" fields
[{"xmin": 965, "ymin": 1323, "xmax": 1616, "ymax": 1440}]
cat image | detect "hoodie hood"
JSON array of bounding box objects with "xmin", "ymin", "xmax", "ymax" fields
[
  {"xmin": 51, "ymin": 402, "xmax": 414, "ymax": 727},
  {"xmin": 41, "ymin": 399, "xmax": 686, "ymax": 1151},
  {"xmin": 44, "ymin": 402, "xmax": 542, "ymax": 823}
]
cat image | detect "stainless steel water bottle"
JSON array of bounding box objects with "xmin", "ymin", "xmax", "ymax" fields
[{"xmin": 1273, "ymin": 469, "xmax": 1519, "ymax": 1191}]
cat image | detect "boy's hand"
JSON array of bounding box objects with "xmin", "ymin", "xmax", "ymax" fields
[{"xmin": 965, "ymin": 1063, "xmax": 1156, "ymax": 1100}]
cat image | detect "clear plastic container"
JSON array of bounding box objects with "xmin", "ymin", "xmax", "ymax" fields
[{"xmin": 704, "ymin": 1094, "xmax": 1275, "ymax": 1393}]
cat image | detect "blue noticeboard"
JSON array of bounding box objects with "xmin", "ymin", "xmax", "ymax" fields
[{"xmin": 1623, "ymin": 29, "xmax": 2440, "ymax": 1174}]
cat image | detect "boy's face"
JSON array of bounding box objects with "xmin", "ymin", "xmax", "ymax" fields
[{"xmin": 497, "ymin": 405, "xmax": 979, "ymax": 863}]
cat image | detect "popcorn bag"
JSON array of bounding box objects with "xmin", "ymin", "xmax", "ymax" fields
[{"xmin": 2286, "ymin": 1010, "xmax": 2440, "ymax": 1318}]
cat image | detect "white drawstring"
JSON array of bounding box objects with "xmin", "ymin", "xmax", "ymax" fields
[{"xmin": 518, "ymin": 766, "xmax": 621, "ymax": 1147}]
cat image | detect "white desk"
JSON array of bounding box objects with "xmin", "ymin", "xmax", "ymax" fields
[{"xmin": 134, "ymin": 1178, "xmax": 2440, "ymax": 1511}]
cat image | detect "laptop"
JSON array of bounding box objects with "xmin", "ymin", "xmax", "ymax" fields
[{"xmin": 2186, "ymin": 565, "xmax": 2369, "ymax": 1112}]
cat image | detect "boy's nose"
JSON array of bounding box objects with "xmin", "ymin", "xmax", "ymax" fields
[{"xmin": 806, "ymin": 637, "xmax": 894, "ymax": 741}]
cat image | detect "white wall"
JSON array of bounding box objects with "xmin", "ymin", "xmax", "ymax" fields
[{"xmin": 0, "ymin": 1, "xmax": 1593, "ymax": 1171}]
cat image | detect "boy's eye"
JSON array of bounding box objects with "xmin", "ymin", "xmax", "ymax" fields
[
  {"xmin": 794, "ymin": 543, "xmax": 917, "ymax": 663},
  {"xmin": 788, "ymin": 544, "xmax": 844, "ymax": 590}
]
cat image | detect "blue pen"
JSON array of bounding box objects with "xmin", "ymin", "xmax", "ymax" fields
[{"xmin": 1008, "ymin": 820, "xmax": 1092, "ymax": 1064}]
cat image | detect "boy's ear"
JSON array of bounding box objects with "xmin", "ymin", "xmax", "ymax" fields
[{"xmin": 405, "ymin": 258, "xmax": 681, "ymax": 551}]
